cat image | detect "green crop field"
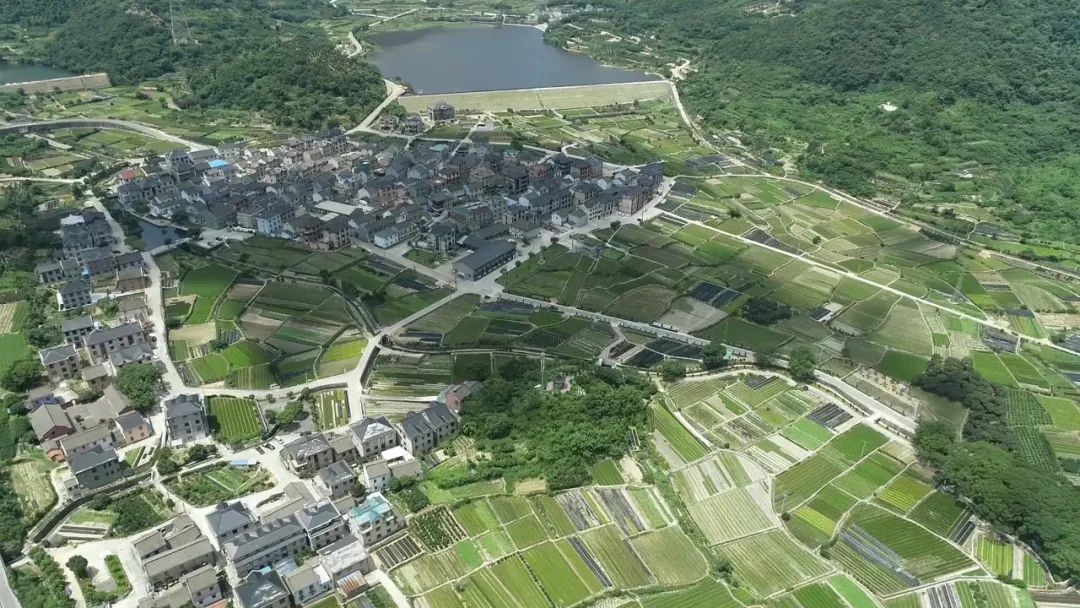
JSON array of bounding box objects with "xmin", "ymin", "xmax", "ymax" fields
[
  {"xmin": 718, "ymin": 530, "xmax": 830, "ymax": 596},
  {"xmin": 316, "ymin": 390, "xmax": 350, "ymax": 430},
  {"xmin": 180, "ymin": 263, "xmax": 237, "ymax": 324},
  {"xmin": 208, "ymin": 397, "xmax": 263, "ymax": 444},
  {"xmin": 977, "ymin": 536, "xmax": 1014, "ymax": 577}
]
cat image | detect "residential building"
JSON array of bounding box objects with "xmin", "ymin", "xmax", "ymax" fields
[
  {"xmin": 207, "ymin": 501, "xmax": 258, "ymax": 543},
  {"xmin": 348, "ymin": 416, "xmax": 399, "ymax": 461},
  {"xmin": 28, "ymin": 402, "xmax": 75, "ymax": 442},
  {"xmin": 397, "ymin": 403, "xmax": 459, "ymax": 456},
  {"xmin": 117, "ymin": 266, "xmax": 150, "ymax": 291},
  {"xmin": 429, "ymin": 102, "xmax": 455, "ymax": 123},
  {"xmin": 57, "ymin": 279, "xmax": 92, "ymax": 311},
  {"xmin": 136, "ymin": 564, "xmax": 221, "ymax": 608},
  {"xmin": 81, "ymin": 363, "xmax": 110, "ymax": 391},
  {"xmin": 316, "ymin": 461, "xmax": 356, "ymax": 499},
  {"xmin": 136, "ymin": 516, "xmax": 218, "ymax": 589},
  {"xmin": 328, "ymin": 434, "xmax": 358, "ymax": 464},
  {"xmin": 403, "ymin": 114, "xmax": 424, "ymax": 135},
  {"xmin": 348, "ymin": 492, "xmax": 404, "ymax": 546},
  {"xmin": 372, "ymin": 222, "xmax": 418, "ymax": 248},
  {"xmin": 223, "ymin": 515, "xmax": 309, "ymax": 576},
  {"xmin": 235, "ymin": 569, "xmax": 290, "ymax": 608},
  {"xmin": 452, "ymin": 239, "xmax": 516, "ymax": 280},
  {"xmin": 61, "ymin": 315, "xmax": 95, "ymax": 346},
  {"xmin": 70, "ymin": 445, "xmax": 121, "ymax": 490},
  {"xmin": 317, "ymin": 536, "xmax": 375, "ymax": 600},
  {"xmin": 107, "ymin": 342, "xmax": 155, "ymax": 372},
  {"xmin": 296, "ymin": 500, "xmax": 349, "ymax": 551},
  {"xmin": 362, "ymin": 447, "xmax": 422, "ymax": 494},
  {"xmin": 283, "ymin": 434, "xmax": 335, "ymax": 477},
  {"xmin": 438, "ymin": 380, "xmax": 483, "ymax": 413},
  {"xmin": 39, "ymin": 343, "xmax": 79, "ymax": 384},
  {"xmin": 60, "ymin": 424, "xmax": 115, "ymax": 459},
  {"xmin": 283, "ymin": 562, "xmax": 333, "ymax": 606},
  {"xmin": 116, "ymin": 410, "xmax": 152, "ymax": 444},
  {"xmin": 164, "ymin": 394, "xmax": 210, "ymax": 444},
  {"xmin": 85, "ymin": 322, "xmax": 147, "ymax": 362}
]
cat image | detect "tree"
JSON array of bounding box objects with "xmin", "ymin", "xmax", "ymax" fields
[
  {"xmin": 701, "ymin": 342, "xmax": 728, "ymax": 370},
  {"xmin": 739, "ymin": 297, "xmax": 793, "ymax": 326},
  {"xmin": 275, "ymin": 401, "xmax": 304, "ymax": 427},
  {"xmin": 116, "ymin": 363, "xmax": 163, "ymax": 411},
  {"xmin": 788, "ymin": 347, "xmax": 817, "ymax": 382},
  {"xmin": 66, "ymin": 555, "xmax": 88, "ymax": 579},
  {"xmin": 660, "ymin": 360, "xmax": 687, "ymax": 382},
  {"xmin": 0, "ymin": 359, "xmax": 42, "ymax": 392}
]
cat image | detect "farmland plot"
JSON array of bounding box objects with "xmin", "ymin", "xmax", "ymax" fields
[
  {"xmin": 687, "ymin": 485, "xmax": 776, "ymax": 544},
  {"xmin": 718, "ymin": 529, "xmax": 831, "ymax": 596}
]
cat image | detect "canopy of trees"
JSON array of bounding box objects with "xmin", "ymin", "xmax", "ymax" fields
[
  {"xmin": 740, "ymin": 297, "xmax": 793, "ymax": 326},
  {"xmin": 913, "ymin": 355, "xmax": 1080, "ymax": 580},
  {"xmin": 4, "ymin": 0, "xmax": 385, "ymax": 130},
  {"xmin": 551, "ymin": 0, "xmax": 1080, "ymax": 242},
  {"xmin": 460, "ymin": 360, "xmax": 654, "ymax": 489},
  {"xmin": 116, "ymin": 363, "xmax": 164, "ymax": 412}
]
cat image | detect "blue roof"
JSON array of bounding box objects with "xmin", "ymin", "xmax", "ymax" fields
[
  {"xmin": 209, "ymin": 159, "xmax": 230, "ymax": 168},
  {"xmin": 232, "ymin": 458, "xmax": 258, "ymax": 467},
  {"xmin": 350, "ymin": 492, "xmax": 392, "ymax": 525}
]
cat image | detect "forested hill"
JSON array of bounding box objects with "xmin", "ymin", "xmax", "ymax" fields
[
  {"xmin": 1, "ymin": 0, "xmax": 385, "ymax": 130},
  {"xmin": 552, "ymin": 0, "xmax": 1080, "ymax": 243}
]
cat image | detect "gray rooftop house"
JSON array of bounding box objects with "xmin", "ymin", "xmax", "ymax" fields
[
  {"xmin": 398, "ymin": 402, "xmax": 459, "ymax": 456},
  {"xmin": 206, "ymin": 500, "xmax": 257, "ymax": 543},
  {"xmin": 295, "ymin": 499, "xmax": 349, "ymax": 551},
  {"xmin": 452, "ymin": 239, "xmax": 516, "ymax": 281},
  {"xmin": 316, "ymin": 461, "xmax": 356, "ymax": 499},
  {"xmin": 164, "ymin": 394, "xmax": 210, "ymax": 445},
  {"xmin": 60, "ymin": 315, "xmax": 95, "ymax": 345},
  {"xmin": 85, "ymin": 322, "xmax": 147, "ymax": 362},
  {"xmin": 136, "ymin": 563, "xmax": 222, "ymax": 608},
  {"xmin": 57, "ymin": 279, "xmax": 92, "ymax": 311},
  {"xmin": 223, "ymin": 515, "xmax": 308, "ymax": 577},
  {"xmin": 235, "ymin": 569, "xmax": 290, "ymax": 608},
  {"xmin": 40, "ymin": 343, "xmax": 79, "ymax": 384},
  {"xmin": 349, "ymin": 416, "xmax": 399, "ymax": 461},
  {"xmin": 69, "ymin": 444, "xmax": 121, "ymax": 490},
  {"xmin": 283, "ymin": 433, "xmax": 334, "ymax": 477},
  {"xmin": 135, "ymin": 516, "xmax": 217, "ymax": 590}
]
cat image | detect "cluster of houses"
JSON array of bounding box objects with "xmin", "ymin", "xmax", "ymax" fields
[
  {"xmin": 35, "ymin": 209, "xmax": 150, "ymax": 310},
  {"xmin": 113, "ymin": 122, "xmax": 663, "ymax": 281},
  {"xmin": 28, "ymin": 383, "xmax": 151, "ymax": 489},
  {"xmin": 133, "ymin": 387, "xmax": 475, "ymax": 608}
]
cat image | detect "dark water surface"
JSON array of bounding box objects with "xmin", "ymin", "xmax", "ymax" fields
[
  {"xmin": 368, "ymin": 25, "xmax": 658, "ymax": 94},
  {"xmin": 0, "ymin": 62, "xmax": 76, "ymax": 84}
]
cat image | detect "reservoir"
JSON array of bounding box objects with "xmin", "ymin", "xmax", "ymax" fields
[
  {"xmin": 367, "ymin": 25, "xmax": 658, "ymax": 94},
  {"xmin": 0, "ymin": 61, "xmax": 76, "ymax": 85}
]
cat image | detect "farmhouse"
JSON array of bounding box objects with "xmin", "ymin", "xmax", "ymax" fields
[
  {"xmin": 135, "ymin": 515, "xmax": 217, "ymax": 589},
  {"xmin": 348, "ymin": 492, "xmax": 404, "ymax": 546},
  {"xmin": 69, "ymin": 444, "xmax": 121, "ymax": 490},
  {"xmin": 165, "ymin": 394, "xmax": 210, "ymax": 445}
]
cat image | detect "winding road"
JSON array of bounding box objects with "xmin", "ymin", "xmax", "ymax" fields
[{"xmin": 0, "ymin": 118, "xmax": 210, "ymax": 150}]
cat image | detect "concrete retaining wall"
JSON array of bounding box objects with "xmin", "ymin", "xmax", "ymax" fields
[{"xmin": 0, "ymin": 72, "xmax": 111, "ymax": 94}]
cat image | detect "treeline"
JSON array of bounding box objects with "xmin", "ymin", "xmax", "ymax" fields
[
  {"xmin": 0, "ymin": 0, "xmax": 76, "ymax": 27},
  {"xmin": 3, "ymin": 0, "xmax": 385, "ymax": 130},
  {"xmin": 913, "ymin": 355, "xmax": 1080, "ymax": 580},
  {"xmin": 551, "ymin": 0, "xmax": 1080, "ymax": 242},
  {"xmin": 459, "ymin": 359, "xmax": 654, "ymax": 489}
]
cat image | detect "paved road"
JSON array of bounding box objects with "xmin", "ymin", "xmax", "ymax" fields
[
  {"xmin": 0, "ymin": 563, "xmax": 21, "ymax": 608},
  {"xmin": 350, "ymin": 80, "xmax": 406, "ymax": 133},
  {"xmin": 0, "ymin": 118, "xmax": 210, "ymax": 150}
]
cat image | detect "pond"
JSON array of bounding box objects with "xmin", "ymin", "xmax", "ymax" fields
[
  {"xmin": 140, "ymin": 219, "xmax": 187, "ymax": 249},
  {"xmin": 0, "ymin": 61, "xmax": 76, "ymax": 85},
  {"xmin": 367, "ymin": 25, "xmax": 658, "ymax": 94}
]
